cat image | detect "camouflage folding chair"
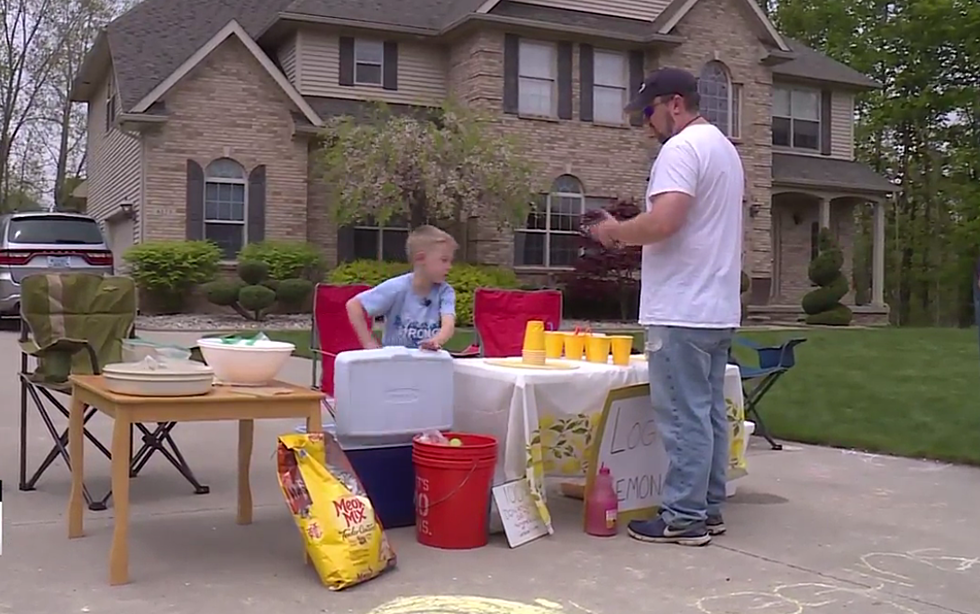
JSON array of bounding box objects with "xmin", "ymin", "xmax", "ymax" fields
[{"xmin": 18, "ymin": 273, "xmax": 208, "ymax": 510}]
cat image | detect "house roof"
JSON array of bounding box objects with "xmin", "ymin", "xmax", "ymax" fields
[
  {"xmin": 129, "ymin": 19, "xmax": 320, "ymax": 125},
  {"xmin": 772, "ymin": 154, "xmax": 897, "ymax": 194},
  {"xmin": 773, "ymin": 39, "xmax": 881, "ymax": 89},
  {"xmin": 72, "ymin": 0, "xmax": 880, "ymax": 114},
  {"xmin": 651, "ymin": 0, "xmax": 788, "ymax": 51}
]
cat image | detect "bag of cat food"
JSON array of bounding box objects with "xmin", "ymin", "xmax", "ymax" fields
[{"xmin": 277, "ymin": 432, "xmax": 396, "ymax": 590}]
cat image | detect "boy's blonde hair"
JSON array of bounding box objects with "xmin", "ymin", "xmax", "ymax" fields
[{"xmin": 406, "ymin": 225, "xmax": 458, "ymax": 260}]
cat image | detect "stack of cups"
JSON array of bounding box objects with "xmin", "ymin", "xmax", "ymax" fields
[{"xmin": 522, "ymin": 320, "xmax": 546, "ymax": 365}]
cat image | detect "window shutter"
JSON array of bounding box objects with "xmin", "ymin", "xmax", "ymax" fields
[
  {"xmin": 337, "ymin": 226, "xmax": 356, "ymax": 263},
  {"xmin": 503, "ymin": 34, "xmax": 520, "ymax": 114},
  {"xmin": 383, "ymin": 41, "xmax": 398, "ymax": 90},
  {"xmin": 247, "ymin": 165, "xmax": 266, "ymax": 244},
  {"xmin": 185, "ymin": 159, "xmax": 204, "ymax": 240},
  {"xmin": 628, "ymin": 50, "xmax": 645, "ymax": 127},
  {"xmin": 820, "ymin": 89, "xmax": 833, "ymax": 156},
  {"xmin": 557, "ymin": 41, "xmax": 573, "ymax": 120},
  {"xmin": 339, "ymin": 37, "xmax": 355, "ymax": 86},
  {"xmin": 579, "ymin": 44, "xmax": 594, "ymax": 122}
]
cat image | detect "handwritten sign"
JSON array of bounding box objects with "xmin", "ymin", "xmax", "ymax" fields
[
  {"xmin": 492, "ymin": 480, "xmax": 549, "ymax": 548},
  {"xmin": 585, "ymin": 384, "xmax": 668, "ymax": 524}
]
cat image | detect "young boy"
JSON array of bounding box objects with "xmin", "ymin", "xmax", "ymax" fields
[{"xmin": 346, "ymin": 225, "xmax": 456, "ymax": 351}]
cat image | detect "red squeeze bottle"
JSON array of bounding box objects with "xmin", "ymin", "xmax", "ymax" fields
[{"xmin": 585, "ymin": 465, "xmax": 619, "ymax": 537}]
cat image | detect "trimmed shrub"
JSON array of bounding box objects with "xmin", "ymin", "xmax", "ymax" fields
[
  {"xmin": 124, "ymin": 241, "xmax": 222, "ymax": 314},
  {"xmin": 204, "ymin": 258, "xmax": 312, "ymax": 320},
  {"xmin": 802, "ymin": 228, "xmax": 852, "ymax": 326},
  {"xmin": 238, "ymin": 241, "xmax": 325, "ymax": 282},
  {"xmin": 563, "ymin": 199, "xmax": 642, "ymax": 321}
]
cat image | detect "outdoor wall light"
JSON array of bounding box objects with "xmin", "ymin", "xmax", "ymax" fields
[{"xmin": 119, "ymin": 202, "xmax": 134, "ymax": 218}]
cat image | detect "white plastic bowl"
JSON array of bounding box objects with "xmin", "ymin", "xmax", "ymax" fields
[{"xmin": 196, "ymin": 338, "xmax": 295, "ymax": 386}]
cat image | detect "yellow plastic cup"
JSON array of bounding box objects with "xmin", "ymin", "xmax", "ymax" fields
[
  {"xmin": 609, "ymin": 335, "xmax": 633, "ymax": 366},
  {"xmin": 585, "ymin": 335, "xmax": 611, "ymax": 364},
  {"xmin": 564, "ymin": 333, "xmax": 586, "ymax": 360},
  {"xmin": 544, "ymin": 331, "xmax": 564, "ymax": 359},
  {"xmin": 523, "ymin": 320, "xmax": 546, "ymax": 352}
]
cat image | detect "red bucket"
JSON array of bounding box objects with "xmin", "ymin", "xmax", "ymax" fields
[{"xmin": 413, "ymin": 433, "xmax": 497, "ymax": 549}]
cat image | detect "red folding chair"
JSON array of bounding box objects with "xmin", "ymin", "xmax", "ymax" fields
[
  {"xmin": 311, "ymin": 284, "xmax": 372, "ymax": 398},
  {"xmin": 472, "ymin": 288, "xmax": 563, "ymax": 358}
]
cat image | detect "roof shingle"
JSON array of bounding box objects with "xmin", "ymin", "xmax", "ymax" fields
[{"xmin": 772, "ymin": 153, "xmax": 897, "ymax": 194}]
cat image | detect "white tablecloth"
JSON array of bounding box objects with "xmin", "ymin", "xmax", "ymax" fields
[{"xmin": 453, "ymin": 357, "xmax": 745, "ymax": 532}]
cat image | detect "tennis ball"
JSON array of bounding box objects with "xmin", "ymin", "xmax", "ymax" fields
[{"xmin": 449, "ymin": 438, "xmax": 463, "ymax": 447}]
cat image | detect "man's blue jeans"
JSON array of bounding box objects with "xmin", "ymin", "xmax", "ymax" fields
[{"xmin": 645, "ymin": 325, "xmax": 735, "ymax": 527}]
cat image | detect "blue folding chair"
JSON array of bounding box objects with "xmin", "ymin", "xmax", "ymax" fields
[{"xmin": 729, "ymin": 337, "xmax": 807, "ymax": 450}]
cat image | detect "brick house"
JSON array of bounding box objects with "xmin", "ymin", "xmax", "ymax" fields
[{"xmin": 71, "ymin": 0, "xmax": 896, "ymax": 322}]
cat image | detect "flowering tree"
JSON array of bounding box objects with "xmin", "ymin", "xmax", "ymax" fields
[
  {"xmin": 563, "ymin": 200, "xmax": 643, "ymax": 320},
  {"xmin": 313, "ymin": 102, "xmax": 540, "ymax": 257}
]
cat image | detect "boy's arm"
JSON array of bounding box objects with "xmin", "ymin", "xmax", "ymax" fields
[
  {"xmin": 345, "ymin": 297, "xmax": 379, "ymax": 349},
  {"xmin": 426, "ymin": 286, "xmax": 456, "ymax": 347},
  {"xmin": 346, "ymin": 279, "xmax": 400, "ymax": 349}
]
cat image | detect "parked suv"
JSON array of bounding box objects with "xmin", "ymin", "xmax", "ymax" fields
[{"xmin": 0, "ymin": 212, "xmax": 114, "ymax": 316}]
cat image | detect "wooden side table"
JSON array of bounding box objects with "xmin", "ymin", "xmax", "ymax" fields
[{"xmin": 67, "ymin": 375, "xmax": 324, "ymax": 585}]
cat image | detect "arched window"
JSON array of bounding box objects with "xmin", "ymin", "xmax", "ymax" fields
[
  {"xmin": 204, "ymin": 158, "xmax": 247, "ymax": 259},
  {"xmin": 698, "ymin": 61, "xmax": 741, "ymax": 139},
  {"xmin": 514, "ymin": 175, "xmax": 609, "ymax": 267}
]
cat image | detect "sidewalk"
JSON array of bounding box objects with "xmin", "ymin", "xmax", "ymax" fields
[{"xmin": 0, "ymin": 330, "xmax": 975, "ymax": 614}]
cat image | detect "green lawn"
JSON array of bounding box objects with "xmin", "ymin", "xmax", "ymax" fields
[{"xmin": 264, "ymin": 327, "xmax": 980, "ymax": 466}]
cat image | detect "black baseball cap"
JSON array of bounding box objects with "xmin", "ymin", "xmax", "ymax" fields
[{"xmin": 624, "ymin": 67, "xmax": 699, "ymax": 113}]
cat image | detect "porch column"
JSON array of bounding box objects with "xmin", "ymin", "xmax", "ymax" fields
[
  {"xmin": 872, "ymin": 199, "xmax": 886, "ymax": 306},
  {"xmin": 818, "ymin": 198, "xmax": 830, "ymax": 229}
]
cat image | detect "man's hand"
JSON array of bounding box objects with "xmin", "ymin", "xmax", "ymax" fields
[
  {"xmin": 419, "ymin": 338, "xmax": 442, "ymax": 351},
  {"xmin": 587, "ymin": 211, "xmax": 621, "ymax": 248}
]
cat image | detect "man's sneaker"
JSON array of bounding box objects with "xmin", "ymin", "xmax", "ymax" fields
[
  {"xmin": 627, "ymin": 517, "xmax": 711, "ymax": 547},
  {"xmin": 706, "ymin": 514, "xmax": 726, "ymax": 536}
]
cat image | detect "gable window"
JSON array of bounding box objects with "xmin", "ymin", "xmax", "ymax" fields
[
  {"xmin": 354, "ymin": 39, "xmax": 384, "ymax": 86},
  {"xmin": 353, "ymin": 216, "xmax": 409, "ymax": 262},
  {"xmin": 518, "ymin": 40, "xmax": 556, "ymax": 117},
  {"xmin": 773, "ymin": 86, "xmax": 820, "ymax": 150},
  {"xmin": 593, "ymin": 50, "xmax": 627, "ymax": 124},
  {"xmin": 698, "ymin": 61, "xmax": 740, "ymax": 138},
  {"xmin": 204, "ymin": 158, "xmax": 247, "ymax": 259},
  {"xmin": 105, "ymin": 72, "xmax": 117, "ymax": 132},
  {"xmin": 514, "ymin": 175, "xmax": 607, "ymax": 268}
]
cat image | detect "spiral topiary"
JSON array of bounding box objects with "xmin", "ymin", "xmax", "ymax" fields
[{"xmin": 801, "ymin": 227, "xmax": 853, "ymax": 326}]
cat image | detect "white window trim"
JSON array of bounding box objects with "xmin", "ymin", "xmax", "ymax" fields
[
  {"xmin": 354, "ymin": 39, "xmax": 384, "ymax": 87},
  {"xmin": 105, "ymin": 73, "xmax": 116, "ymax": 132},
  {"xmin": 698, "ymin": 62, "xmax": 742, "ymax": 139},
  {"xmin": 518, "ymin": 39, "xmax": 558, "ymax": 118},
  {"xmin": 772, "ymin": 85, "xmax": 822, "ymax": 152},
  {"xmin": 204, "ymin": 172, "xmax": 248, "ymax": 260},
  {"xmin": 353, "ymin": 224, "xmax": 409, "ymax": 261},
  {"xmin": 516, "ymin": 194, "xmax": 608, "ymax": 269},
  {"xmin": 593, "ymin": 49, "xmax": 628, "ymax": 125}
]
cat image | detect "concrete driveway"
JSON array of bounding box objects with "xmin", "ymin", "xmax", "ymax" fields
[{"xmin": 0, "ymin": 330, "xmax": 976, "ymax": 614}]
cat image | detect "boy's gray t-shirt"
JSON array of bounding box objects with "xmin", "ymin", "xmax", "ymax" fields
[{"xmin": 356, "ymin": 273, "xmax": 456, "ymax": 348}]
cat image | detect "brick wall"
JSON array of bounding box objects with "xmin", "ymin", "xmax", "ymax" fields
[
  {"xmin": 659, "ymin": 0, "xmax": 774, "ymax": 281},
  {"xmin": 446, "ymin": 29, "xmax": 656, "ymax": 269},
  {"xmin": 142, "ymin": 38, "xmax": 309, "ymax": 246}
]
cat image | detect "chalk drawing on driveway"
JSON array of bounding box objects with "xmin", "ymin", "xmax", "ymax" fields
[
  {"xmin": 844, "ymin": 548, "xmax": 980, "ymax": 587},
  {"xmin": 694, "ymin": 581, "xmax": 919, "ymax": 614},
  {"xmin": 365, "ymin": 595, "xmax": 598, "ymax": 614}
]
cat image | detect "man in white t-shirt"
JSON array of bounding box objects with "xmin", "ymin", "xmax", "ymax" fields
[{"xmin": 588, "ymin": 67, "xmax": 744, "ymax": 547}]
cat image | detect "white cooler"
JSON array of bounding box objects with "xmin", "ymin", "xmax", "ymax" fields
[{"xmin": 332, "ymin": 346, "xmax": 454, "ymax": 446}]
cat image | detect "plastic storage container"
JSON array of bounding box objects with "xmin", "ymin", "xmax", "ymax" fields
[
  {"xmin": 333, "ymin": 347, "xmax": 454, "ymax": 444},
  {"xmin": 322, "ymin": 425, "xmax": 416, "ymax": 529}
]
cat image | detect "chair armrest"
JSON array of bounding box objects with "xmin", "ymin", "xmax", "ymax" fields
[{"xmin": 22, "ymin": 338, "xmax": 100, "ymax": 374}]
